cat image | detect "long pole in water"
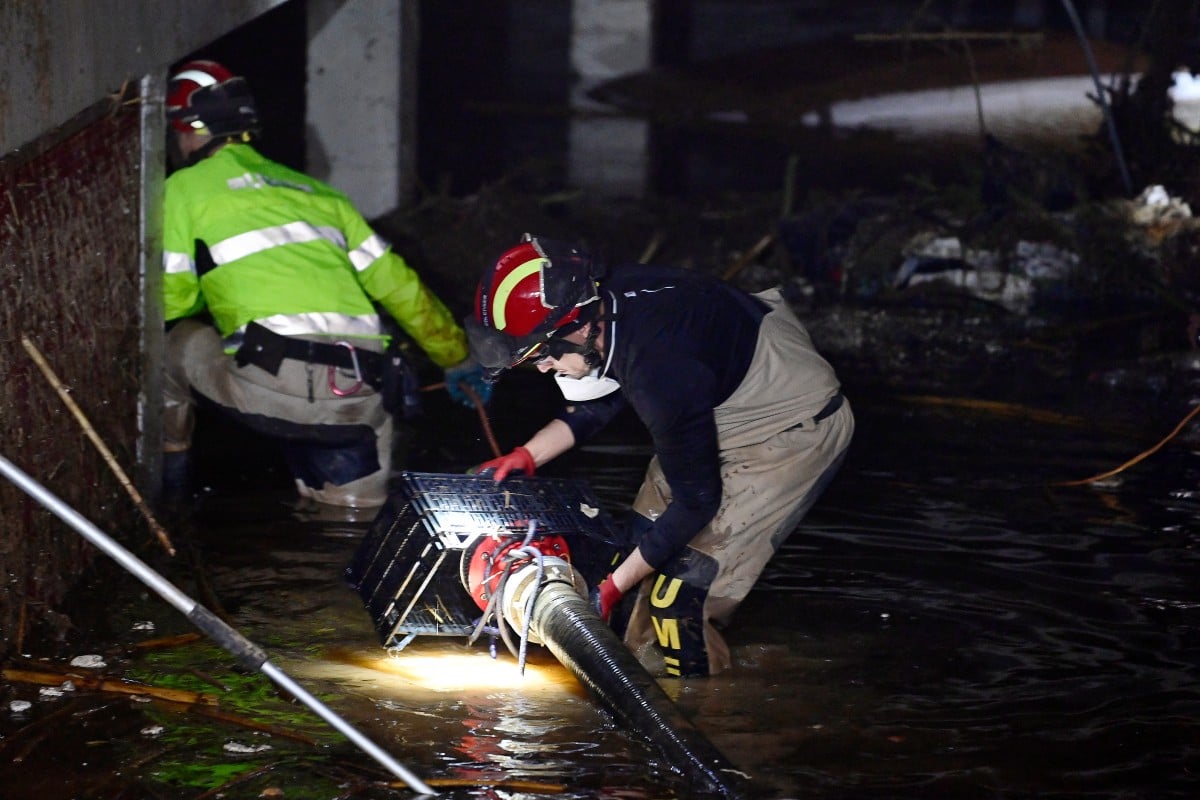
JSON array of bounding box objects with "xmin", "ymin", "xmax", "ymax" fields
[{"xmin": 0, "ymin": 454, "xmax": 435, "ymax": 797}]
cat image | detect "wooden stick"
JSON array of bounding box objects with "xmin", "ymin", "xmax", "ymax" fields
[
  {"xmin": 130, "ymin": 632, "xmax": 204, "ymax": 650},
  {"xmin": 20, "ymin": 336, "xmax": 176, "ymax": 556},
  {"xmin": 722, "ymin": 233, "xmax": 776, "ymax": 283},
  {"xmin": 639, "ymin": 231, "xmax": 666, "ymax": 263},
  {"xmin": 2, "ymin": 667, "xmax": 219, "ymax": 706},
  {"xmin": 168, "ymin": 703, "xmax": 319, "ymax": 746},
  {"xmin": 897, "ymin": 395, "xmax": 1087, "ymax": 427}
]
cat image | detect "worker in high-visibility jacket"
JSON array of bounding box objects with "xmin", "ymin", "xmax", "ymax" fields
[{"xmin": 162, "ymin": 60, "xmax": 489, "ymax": 509}]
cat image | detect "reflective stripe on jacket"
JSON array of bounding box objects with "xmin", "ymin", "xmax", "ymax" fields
[{"xmin": 163, "ymin": 143, "xmax": 467, "ymax": 367}]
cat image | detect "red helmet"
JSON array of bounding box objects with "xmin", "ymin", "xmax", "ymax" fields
[
  {"xmin": 467, "ymin": 235, "xmax": 600, "ymax": 374},
  {"xmin": 166, "ymin": 60, "xmax": 259, "ymax": 138}
]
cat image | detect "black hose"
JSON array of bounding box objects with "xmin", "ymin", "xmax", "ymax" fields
[{"xmin": 526, "ymin": 581, "xmax": 750, "ymax": 799}]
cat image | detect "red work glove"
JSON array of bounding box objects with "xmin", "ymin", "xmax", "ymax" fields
[
  {"xmin": 475, "ymin": 446, "xmax": 535, "ymax": 481},
  {"xmin": 589, "ymin": 574, "xmax": 624, "ymax": 622}
]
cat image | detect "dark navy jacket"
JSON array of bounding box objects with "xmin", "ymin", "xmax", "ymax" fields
[{"xmin": 555, "ymin": 264, "xmax": 767, "ymax": 568}]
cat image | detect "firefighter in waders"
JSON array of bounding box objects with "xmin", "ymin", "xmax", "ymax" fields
[
  {"xmin": 467, "ymin": 235, "xmax": 854, "ymax": 677},
  {"xmin": 161, "ymin": 60, "xmax": 489, "ymax": 509}
]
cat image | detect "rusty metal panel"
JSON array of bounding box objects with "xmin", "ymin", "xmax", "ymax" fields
[{"xmin": 0, "ymin": 89, "xmax": 145, "ymax": 654}]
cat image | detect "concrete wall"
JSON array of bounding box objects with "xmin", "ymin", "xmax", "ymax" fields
[
  {"xmin": 307, "ymin": 0, "xmax": 411, "ymax": 218},
  {"xmin": 0, "ymin": 0, "xmax": 288, "ymax": 158},
  {"xmin": 0, "ymin": 0, "xmax": 282, "ymax": 656},
  {"xmin": 569, "ymin": 0, "xmax": 652, "ymax": 196}
]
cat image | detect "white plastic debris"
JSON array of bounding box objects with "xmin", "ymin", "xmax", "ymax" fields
[
  {"xmin": 908, "ymin": 235, "xmax": 963, "ymax": 260},
  {"xmin": 906, "ymin": 268, "xmax": 1035, "ymax": 314},
  {"xmin": 1169, "ymin": 70, "xmax": 1200, "ymax": 135},
  {"xmin": 1131, "ymin": 185, "xmax": 1192, "ymax": 226},
  {"xmin": 9, "ymin": 700, "xmax": 32, "ymax": 714},
  {"xmin": 224, "ymin": 741, "xmax": 273, "ymax": 754},
  {"xmin": 131, "ymin": 620, "xmax": 156, "ymax": 632},
  {"xmin": 895, "ymin": 235, "xmax": 976, "ymax": 288},
  {"xmin": 1013, "ymin": 240, "xmax": 1080, "ymax": 281},
  {"xmin": 70, "ymin": 654, "xmax": 106, "ymax": 669},
  {"xmin": 141, "ymin": 725, "xmax": 165, "ymax": 737},
  {"xmin": 38, "ymin": 686, "xmax": 65, "ymax": 700}
]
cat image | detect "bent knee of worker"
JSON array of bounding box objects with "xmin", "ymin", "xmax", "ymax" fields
[
  {"xmin": 281, "ymin": 435, "xmax": 383, "ymax": 486},
  {"xmin": 287, "ymin": 438, "xmax": 389, "ymax": 509}
]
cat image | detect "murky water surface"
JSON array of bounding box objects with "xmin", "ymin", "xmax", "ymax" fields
[{"xmin": 3, "ymin": 359, "xmax": 1198, "ymax": 799}]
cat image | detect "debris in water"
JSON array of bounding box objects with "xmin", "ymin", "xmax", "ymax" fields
[
  {"xmin": 223, "ymin": 740, "xmax": 273, "ymax": 754},
  {"xmin": 9, "ymin": 700, "xmax": 32, "ymax": 714},
  {"xmin": 70, "ymin": 654, "xmax": 106, "ymax": 669}
]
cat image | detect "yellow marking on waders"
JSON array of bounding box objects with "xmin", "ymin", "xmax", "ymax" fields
[
  {"xmin": 652, "ymin": 616, "xmax": 682, "ymax": 650},
  {"xmin": 650, "ymin": 575, "xmax": 685, "ymax": 651},
  {"xmin": 650, "ymin": 574, "xmax": 682, "ymax": 607}
]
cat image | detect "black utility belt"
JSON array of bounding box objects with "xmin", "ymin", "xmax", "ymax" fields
[
  {"xmin": 812, "ymin": 392, "xmax": 844, "ymax": 423},
  {"xmin": 234, "ymin": 322, "xmax": 387, "ymax": 388}
]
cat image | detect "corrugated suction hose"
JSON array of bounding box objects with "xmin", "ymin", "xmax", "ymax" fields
[{"xmin": 500, "ymin": 560, "xmax": 749, "ymax": 799}]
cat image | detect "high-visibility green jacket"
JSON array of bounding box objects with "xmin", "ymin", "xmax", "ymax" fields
[{"xmin": 163, "ymin": 143, "xmax": 468, "ymax": 368}]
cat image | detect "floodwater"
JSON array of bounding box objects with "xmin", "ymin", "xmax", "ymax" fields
[{"xmin": 2, "ymin": 347, "xmax": 1198, "ymax": 799}]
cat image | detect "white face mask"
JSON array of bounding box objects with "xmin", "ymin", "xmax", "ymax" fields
[{"xmin": 554, "ymin": 368, "xmax": 621, "ymax": 401}]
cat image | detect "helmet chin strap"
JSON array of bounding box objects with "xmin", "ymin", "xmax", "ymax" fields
[
  {"xmin": 581, "ymin": 320, "xmax": 604, "ymax": 369},
  {"xmin": 545, "ymin": 318, "xmax": 604, "ymax": 368}
]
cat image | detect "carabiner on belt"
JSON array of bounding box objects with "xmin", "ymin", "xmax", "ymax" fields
[{"xmin": 328, "ymin": 341, "xmax": 364, "ymax": 397}]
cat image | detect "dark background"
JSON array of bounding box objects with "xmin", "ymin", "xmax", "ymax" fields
[{"xmin": 175, "ymin": 0, "xmax": 1169, "ymax": 200}]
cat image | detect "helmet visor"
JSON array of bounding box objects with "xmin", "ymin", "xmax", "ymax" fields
[{"xmin": 465, "ymin": 317, "xmax": 548, "ymax": 374}]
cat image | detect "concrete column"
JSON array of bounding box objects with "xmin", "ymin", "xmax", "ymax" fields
[
  {"xmin": 307, "ymin": 0, "xmax": 412, "ymax": 219},
  {"xmin": 569, "ymin": 0, "xmax": 652, "ymax": 197}
]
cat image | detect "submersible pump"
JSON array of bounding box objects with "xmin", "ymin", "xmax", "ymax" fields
[{"xmin": 347, "ymin": 472, "xmax": 749, "ymax": 798}]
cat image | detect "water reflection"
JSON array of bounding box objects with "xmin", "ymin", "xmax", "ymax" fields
[
  {"xmin": 166, "ymin": 377, "xmax": 1198, "ymax": 799},
  {"xmin": 4, "ymin": 364, "xmax": 1196, "ymax": 798}
]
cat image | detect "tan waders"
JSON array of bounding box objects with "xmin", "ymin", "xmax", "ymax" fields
[
  {"xmin": 621, "ymin": 290, "xmax": 855, "ymax": 676},
  {"xmin": 164, "ymin": 319, "xmax": 392, "ymax": 508}
]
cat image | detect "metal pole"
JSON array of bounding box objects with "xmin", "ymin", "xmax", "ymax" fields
[
  {"xmin": 0, "ymin": 453, "xmax": 435, "ymax": 797},
  {"xmin": 1059, "ymin": 0, "xmax": 1134, "ymax": 195}
]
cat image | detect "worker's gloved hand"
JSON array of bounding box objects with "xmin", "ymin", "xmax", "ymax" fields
[
  {"xmin": 444, "ymin": 359, "xmax": 493, "ymax": 408},
  {"xmin": 589, "ymin": 574, "xmax": 624, "ymax": 623},
  {"xmin": 474, "ymin": 446, "xmax": 535, "ymax": 481}
]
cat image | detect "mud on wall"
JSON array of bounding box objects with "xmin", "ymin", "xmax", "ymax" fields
[{"xmin": 0, "ymin": 93, "xmax": 146, "ymax": 657}]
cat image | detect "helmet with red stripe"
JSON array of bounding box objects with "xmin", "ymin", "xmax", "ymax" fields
[{"xmin": 467, "ymin": 234, "xmax": 601, "ymax": 377}]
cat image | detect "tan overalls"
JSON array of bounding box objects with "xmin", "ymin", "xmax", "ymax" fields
[{"xmin": 621, "ymin": 290, "xmax": 854, "ymax": 676}]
